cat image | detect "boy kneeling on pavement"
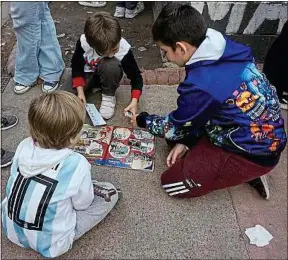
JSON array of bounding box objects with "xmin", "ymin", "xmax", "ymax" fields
[{"xmin": 134, "ymin": 3, "xmax": 287, "ymax": 199}]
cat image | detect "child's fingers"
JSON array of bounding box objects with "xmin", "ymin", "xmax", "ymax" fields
[
  {"xmin": 171, "ymin": 151, "xmax": 179, "ymax": 165},
  {"xmin": 166, "ymin": 150, "xmax": 173, "ymax": 167}
]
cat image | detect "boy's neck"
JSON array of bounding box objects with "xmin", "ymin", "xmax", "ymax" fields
[{"xmin": 184, "ymin": 46, "xmax": 198, "ymax": 66}]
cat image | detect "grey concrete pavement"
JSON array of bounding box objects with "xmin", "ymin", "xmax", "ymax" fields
[
  {"xmin": 230, "ymin": 114, "xmax": 288, "ymax": 259},
  {"xmin": 1, "ymin": 69, "xmax": 287, "ymax": 259},
  {"xmin": 1, "ymin": 70, "xmax": 249, "ymax": 259}
]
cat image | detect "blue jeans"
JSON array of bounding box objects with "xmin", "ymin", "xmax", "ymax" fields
[
  {"xmin": 116, "ymin": 1, "xmax": 138, "ymax": 10},
  {"xmin": 10, "ymin": 2, "xmax": 64, "ymax": 86}
]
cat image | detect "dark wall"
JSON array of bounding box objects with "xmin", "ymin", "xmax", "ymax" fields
[{"xmin": 153, "ymin": 1, "xmax": 288, "ymax": 62}]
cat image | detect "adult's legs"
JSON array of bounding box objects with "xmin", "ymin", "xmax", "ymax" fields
[
  {"xmin": 116, "ymin": 1, "xmax": 126, "ymax": 8},
  {"xmin": 125, "ymin": 1, "xmax": 138, "ymax": 10},
  {"xmin": 10, "ymin": 2, "xmax": 41, "ymax": 86},
  {"xmin": 263, "ymin": 21, "xmax": 288, "ymax": 107},
  {"xmin": 38, "ymin": 2, "xmax": 64, "ymax": 83}
]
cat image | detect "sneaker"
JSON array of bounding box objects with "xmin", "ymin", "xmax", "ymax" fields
[
  {"xmin": 1, "ymin": 148, "xmax": 15, "ymax": 168},
  {"xmin": 78, "ymin": 1, "xmax": 106, "ymax": 7},
  {"xmin": 99, "ymin": 94, "xmax": 116, "ymax": 120},
  {"xmin": 1, "ymin": 115, "xmax": 18, "ymax": 130},
  {"xmin": 114, "ymin": 6, "xmax": 125, "ymax": 18},
  {"xmin": 280, "ymin": 94, "xmax": 288, "ymax": 110},
  {"xmin": 42, "ymin": 81, "xmax": 59, "ymax": 93},
  {"xmin": 247, "ymin": 175, "xmax": 270, "ymax": 200},
  {"xmin": 14, "ymin": 82, "xmax": 33, "ymax": 94},
  {"xmin": 125, "ymin": 2, "xmax": 144, "ymax": 19},
  {"xmin": 92, "ymin": 180, "xmax": 120, "ymax": 202}
]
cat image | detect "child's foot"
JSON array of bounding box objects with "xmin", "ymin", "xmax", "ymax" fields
[
  {"xmin": 1, "ymin": 115, "xmax": 18, "ymax": 130},
  {"xmin": 14, "ymin": 82, "xmax": 33, "ymax": 94},
  {"xmin": 100, "ymin": 94, "xmax": 116, "ymax": 120},
  {"xmin": 280, "ymin": 94, "xmax": 288, "ymax": 110},
  {"xmin": 92, "ymin": 180, "xmax": 120, "ymax": 202},
  {"xmin": 125, "ymin": 2, "xmax": 144, "ymax": 19},
  {"xmin": 1, "ymin": 148, "xmax": 15, "ymax": 168},
  {"xmin": 247, "ymin": 175, "xmax": 270, "ymax": 200},
  {"xmin": 78, "ymin": 1, "xmax": 106, "ymax": 7},
  {"xmin": 114, "ymin": 6, "xmax": 125, "ymax": 18},
  {"xmin": 42, "ymin": 81, "xmax": 59, "ymax": 93}
]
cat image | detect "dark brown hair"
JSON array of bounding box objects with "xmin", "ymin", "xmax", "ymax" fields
[
  {"xmin": 84, "ymin": 11, "xmax": 121, "ymax": 54},
  {"xmin": 152, "ymin": 3, "xmax": 207, "ymax": 49}
]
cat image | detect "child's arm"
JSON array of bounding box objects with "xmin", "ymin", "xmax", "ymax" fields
[
  {"xmin": 71, "ymin": 169, "xmax": 94, "ymax": 211},
  {"xmin": 136, "ymin": 85, "xmax": 221, "ymax": 146},
  {"xmin": 71, "ymin": 39, "xmax": 87, "ymax": 103},
  {"xmin": 121, "ymin": 49, "xmax": 143, "ymax": 116}
]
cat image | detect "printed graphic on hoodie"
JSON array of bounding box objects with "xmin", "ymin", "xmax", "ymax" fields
[
  {"xmin": 140, "ymin": 28, "xmax": 286, "ymax": 158},
  {"xmin": 206, "ymin": 63, "xmax": 287, "ymax": 155},
  {"xmin": 7, "ymin": 168, "xmax": 58, "ymax": 231}
]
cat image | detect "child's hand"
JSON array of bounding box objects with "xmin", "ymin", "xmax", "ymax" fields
[
  {"xmin": 124, "ymin": 98, "xmax": 138, "ymax": 124},
  {"xmin": 166, "ymin": 143, "xmax": 189, "ymax": 167},
  {"xmin": 131, "ymin": 113, "xmax": 139, "ymax": 127},
  {"xmin": 77, "ymin": 87, "xmax": 86, "ymax": 104},
  {"xmin": 78, "ymin": 92, "xmax": 86, "ymax": 104}
]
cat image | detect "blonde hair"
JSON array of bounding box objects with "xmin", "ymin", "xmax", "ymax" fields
[
  {"xmin": 84, "ymin": 11, "xmax": 121, "ymax": 54},
  {"xmin": 28, "ymin": 91, "xmax": 85, "ymax": 149}
]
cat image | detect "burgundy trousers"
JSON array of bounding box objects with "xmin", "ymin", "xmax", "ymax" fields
[{"xmin": 161, "ymin": 137, "xmax": 274, "ymax": 198}]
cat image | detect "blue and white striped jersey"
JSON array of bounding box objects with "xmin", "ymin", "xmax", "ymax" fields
[{"xmin": 2, "ymin": 137, "xmax": 94, "ymax": 258}]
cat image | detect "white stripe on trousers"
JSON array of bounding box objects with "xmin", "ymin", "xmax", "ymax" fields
[{"xmin": 169, "ymin": 189, "xmax": 190, "ymax": 196}]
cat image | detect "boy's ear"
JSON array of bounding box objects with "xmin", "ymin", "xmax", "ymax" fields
[{"xmin": 175, "ymin": 41, "xmax": 187, "ymax": 55}]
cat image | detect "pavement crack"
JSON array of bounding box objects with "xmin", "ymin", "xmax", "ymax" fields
[{"xmin": 228, "ymin": 188, "xmax": 251, "ymax": 260}]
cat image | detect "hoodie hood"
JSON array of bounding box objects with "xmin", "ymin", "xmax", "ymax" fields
[
  {"xmin": 186, "ymin": 28, "xmax": 253, "ymax": 68},
  {"xmin": 17, "ymin": 138, "xmax": 73, "ymax": 178}
]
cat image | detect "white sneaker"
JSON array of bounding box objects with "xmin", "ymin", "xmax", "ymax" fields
[
  {"xmin": 78, "ymin": 1, "xmax": 106, "ymax": 7},
  {"xmin": 114, "ymin": 6, "xmax": 125, "ymax": 18},
  {"xmin": 42, "ymin": 81, "xmax": 59, "ymax": 93},
  {"xmin": 247, "ymin": 175, "xmax": 270, "ymax": 200},
  {"xmin": 125, "ymin": 2, "xmax": 144, "ymax": 19},
  {"xmin": 100, "ymin": 94, "xmax": 116, "ymax": 120},
  {"xmin": 14, "ymin": 82, "xmax": 33, "ymax": 94}
]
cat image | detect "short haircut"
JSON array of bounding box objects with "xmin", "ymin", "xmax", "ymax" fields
[
  {"xmin": 28, "ymin": 91, "xmax": 85, "ymax": 149},
  {"xmin": 84, "ymin": 11, "xmax": 121, "ymax": 54},
  {"xmin": 152, "ymin": 3, "xmax": 207, "ymax": 49}
]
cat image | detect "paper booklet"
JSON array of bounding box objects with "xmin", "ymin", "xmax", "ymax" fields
[
  {"xmin": 85, "ymin": 103, "xmax": 106, "ymax": 126},
  {"xmin": 74, "ymin": 124, "xmax": 156, "ymax": 172}
]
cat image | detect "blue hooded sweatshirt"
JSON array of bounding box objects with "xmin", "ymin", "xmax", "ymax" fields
[{"xmin": 140, "ymin": 28, "xmax": 287, "ymax": 165}]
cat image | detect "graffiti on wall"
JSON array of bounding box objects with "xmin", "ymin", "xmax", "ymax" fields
[{"xmin": 191, "ymin": 2, "xmax": 288, "ymax": 35}]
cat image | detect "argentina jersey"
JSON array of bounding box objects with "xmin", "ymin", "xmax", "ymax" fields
[{"xmin": 2, "ymin": 138, "xmax": 93, "ymax": 258}]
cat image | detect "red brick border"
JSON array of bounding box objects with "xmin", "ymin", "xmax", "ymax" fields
[
  {"xmin": 120, "ymin": 63, "xmax": 264, "ymax": 85},
  {"xmin": 120, "ymin": 68, "xmax": 185, "ymax": 85}
]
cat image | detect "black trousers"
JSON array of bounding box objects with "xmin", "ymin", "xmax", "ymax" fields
[
  {"xmin": 67, "ymin": 57, "xmax": 123, "ymax": 96},
  {"xmin": 263, "ymin": 21, "xmax": 288, "ymax": 99},
  {"xmin": 116, "ymin": 1, "xmax": 138, "ymax": 10},
  {"xmin": 84, "ymin": 57, "xmax": 123, "ymax": 96}
]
